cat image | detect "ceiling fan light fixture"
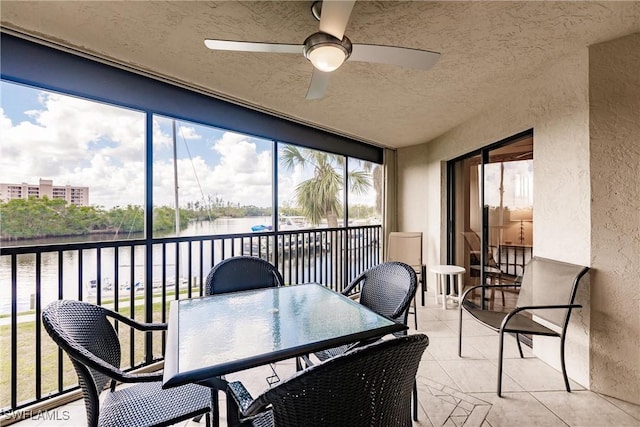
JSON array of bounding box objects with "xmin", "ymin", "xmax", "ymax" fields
[
  {"xmin": 307, "ymin": 45, "xmax": 346, "ymax": 72},
  {"xmin": 304, "ymin": 32, "xmax": 352, "ymax": 72}
]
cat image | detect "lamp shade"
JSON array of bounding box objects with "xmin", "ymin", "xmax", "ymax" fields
[{"xmin": 510, "ymin": 208, "xmax": 533, "ymax": 222}]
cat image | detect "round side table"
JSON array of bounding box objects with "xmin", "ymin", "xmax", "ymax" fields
[{"xmin": 430, "ymin": 265, "xmax": 466, "ymax": 309}]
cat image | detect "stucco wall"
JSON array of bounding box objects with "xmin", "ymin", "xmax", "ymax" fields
[
  {"xmin": 396, "ymin": 145, "xmax": 430, "ymax": 252},
  {"xmin": 589, "ymin": 32, "xmax": 640, "ymax": 404},
  {"xmin": 397, "ymin": 49, "xmax": 593, "ymax": 386}
]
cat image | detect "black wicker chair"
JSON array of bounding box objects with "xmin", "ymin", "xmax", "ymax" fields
[
  {"xmin": 227, "ymin": 334, "xmax": 429, "ymax": 427},
  {"xmin": 205, "ymin": 256, "xmax": 284, "ymax": 387},
  {"xmin": 205, "ymin": 256, "xmax": 283, "ymax": 295},
  {"xmin": 42, "ymin": 299, "xmax": 213, "ymax": 427},
  {"xmin": 313, "ymin": 261, "xmax": 417, "ymax": 361},
  {"xmin": 303, "ymin": 261, "xmax": 420, "ymax": 419},
  {"xmin": 458, "ymin": 256, "xmax": 590, "ymax": 396}
]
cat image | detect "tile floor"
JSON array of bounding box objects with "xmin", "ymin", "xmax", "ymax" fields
[{"xmin": 11, "ymin": 287, "xmax": 640, "ymax": 427}]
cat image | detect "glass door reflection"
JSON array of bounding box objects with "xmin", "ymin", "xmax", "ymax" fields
[{"xmin": 450, "ymin": 132, "xmax": 533, "ymax": 311}]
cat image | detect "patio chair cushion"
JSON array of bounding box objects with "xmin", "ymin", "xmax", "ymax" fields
[
  {"xmin": 100, "ymin": 381, "xmax": 211, "ymax": 427},
  {"xmin": 463, "ymin": 304, "xmax": 559, "ymax": 335}
]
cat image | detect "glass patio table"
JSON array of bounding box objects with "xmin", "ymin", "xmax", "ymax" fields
[{"xmin": 162, "ymin": 282, "xmax": 407, "ymax": 389}]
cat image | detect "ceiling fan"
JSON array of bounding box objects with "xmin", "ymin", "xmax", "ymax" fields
[{"xmin": 204, "ymin": 1, "xmax": 440, "ymax": 100}]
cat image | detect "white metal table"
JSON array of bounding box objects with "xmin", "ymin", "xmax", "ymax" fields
[{"xmin": 430, "ymin": 265, "xmax": 466, "ymax": 309}]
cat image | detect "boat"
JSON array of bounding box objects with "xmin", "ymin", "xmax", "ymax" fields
[
  {"xmin": 86, "ymin": 278, "xmax": 113, "ymax": 293},
  {"xmin": 279, "ymin": 216, "xmax": 309, "ymax": 230}
]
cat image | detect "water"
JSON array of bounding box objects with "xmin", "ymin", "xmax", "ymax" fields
[
  {"xmin": 0, "ymin": 217, "xmax": 273, "ymax": 314},
  {"xmin": 0, "ymin": 217, "xmax": 377, "ymax": 314}
]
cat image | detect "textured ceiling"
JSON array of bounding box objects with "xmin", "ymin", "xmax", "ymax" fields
[{"xmin": 1, "ymin": 1, "xmax": 639, "ymax": 149}]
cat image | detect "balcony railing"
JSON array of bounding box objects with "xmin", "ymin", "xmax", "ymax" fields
[{"xmin": 0, "ymin": 225, "xmax": 381, "ymax": 416}]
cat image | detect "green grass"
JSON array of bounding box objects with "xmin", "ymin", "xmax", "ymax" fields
[{"xmin": 0, "ymin": 290, "xmax": 197, "ymax": 411}]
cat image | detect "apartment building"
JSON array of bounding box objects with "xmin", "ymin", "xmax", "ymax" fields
[{"xmin": 0, "ymin": 178, "xmax": 89, "ymax": 206}]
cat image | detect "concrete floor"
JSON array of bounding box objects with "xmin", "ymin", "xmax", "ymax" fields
[{"xmin": 12, "ymin": 286, "xmax": 640, "ymax": 427}]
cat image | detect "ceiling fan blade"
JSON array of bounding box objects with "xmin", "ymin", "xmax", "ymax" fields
[
  {"xmin": 350, "ymin": 44, "xmax": 441, "ymax": 70},
  {"xmin": 306, "ymin": 69, "xmax": 331, "ymax": 100},
  {"xmin": 204, "ymin": 39, "xmax": 303, "ymax": 54},
  {"xmin": 318, "ymin": 1, "xmax": 356, "ymax": 40}
]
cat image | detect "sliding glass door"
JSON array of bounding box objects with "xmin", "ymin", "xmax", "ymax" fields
[{"xmin": 449, "ymin": 131, "xmax": 533, "ymax": 310}]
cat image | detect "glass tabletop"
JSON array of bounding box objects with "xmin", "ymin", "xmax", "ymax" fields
[{"xmin": 163, "ymin": 283, "xmax": 406, "ymax": 388}]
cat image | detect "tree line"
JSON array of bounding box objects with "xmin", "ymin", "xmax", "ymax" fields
[{"xmin": 0, "ymin": 197, "xmax": 272, "ymax": 240}]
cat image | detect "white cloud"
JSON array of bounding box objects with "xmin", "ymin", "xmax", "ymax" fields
[
  {"xmin": 151, "ymin": 131, "xmax": 274, "ymax": 208},
  {"xmin": 152, "ymin": 118, "xmax": 174, "ymax": 149},
  {"xmin": 177, "ymin": 125, "xmax": 201, "ymax": 141},
  {"xmin": 1, "ymin": 92, "xmax": 146, "ymax": 208}
]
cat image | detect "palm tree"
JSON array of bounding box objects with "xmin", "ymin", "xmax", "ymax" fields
[{"xmin": 280, "ymin": 145, "xmax": 372, "ymax": 227}]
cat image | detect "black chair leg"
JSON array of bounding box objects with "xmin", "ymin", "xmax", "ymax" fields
[
  {"xmin": 458, "ymin": 306, "xmax": 463, "ymax": 357},
  {"xmin": 497, "ymin": 330, "xmax": 505, "ymax": 397},
  {"xmin": 226, "ymin": 390, "xmax": 242, "ymax": 427},
  {"xmin": 412, "ymin": 297, "xmax": 418, "ymax": 330},
  {"xmin": 211, "ymin": 389, "xmax": 220, "ymax": 427},
  {"xmin": 421, "ymin": 265, "xmax": 427, "ymax": 306},
  {"xmin": 560, "ymin": 336, "xmax": 571, "ymax": 392},
  {"xmin": 515, "ymin": 333, "xmax": 524, "ymax": 358},
  {"xmin": 412, "ymin": 379, "xmax": 419, "ymax": 421}
]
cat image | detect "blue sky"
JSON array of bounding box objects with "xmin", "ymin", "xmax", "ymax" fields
[
  {"xmin": 1, "ymin": 80, "xmax": 375, "ymax": 211},
  {"xmin": 0, "ymin": 81, "xmax": 38, "ymax": 122}
]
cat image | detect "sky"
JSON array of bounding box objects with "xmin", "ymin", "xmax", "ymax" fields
[
  {"xmin": 0, "ymin": 81, "xmax": 375, "ymax": 211},
  {"xmin": 483, "ymin": 161, "xmax": 533, "ymax": 209}
]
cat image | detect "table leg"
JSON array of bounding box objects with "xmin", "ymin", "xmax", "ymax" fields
[
  {"xmin": 211, "ymin": 389, "xmax": 219, "ymax": 427},
  {"xmin": 197, "ymin": 377, "xmax": 228, "ymax": 427},
  {"xmin": 444, "ymin": 273, "xmax": 463, "ymax": 309},
  {"xmin": 443, "ymin": 274, "xmax": 449, "ymax": 310},
  {"xmin": 226, "ymin": 393, "xmax": 242, "ymax": 427},
  {"xmin": 456, "ymin": 272, "xmax": 463, "ymax": 306}
]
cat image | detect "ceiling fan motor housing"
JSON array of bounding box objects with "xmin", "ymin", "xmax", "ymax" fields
[{"xmin": 303, "ymin": 32, "xmax": 352, "ymax": 63}]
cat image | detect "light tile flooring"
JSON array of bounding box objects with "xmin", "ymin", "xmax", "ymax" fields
[{"xmin": 13, "ymin": 288, "xmax": 640, "ymax": 427}]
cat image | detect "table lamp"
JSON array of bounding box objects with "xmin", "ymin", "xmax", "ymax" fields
[{"xmin": 510, "ymin": 208, "xmax": 532, "ymax": 244}]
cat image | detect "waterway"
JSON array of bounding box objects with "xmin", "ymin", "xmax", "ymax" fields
[
  {"xmin": 0, "ymin": 217, "xmax": 378, "ymax": 315},
  {"xmin": 0, "ymin": 217, "xmax": 274, "ymax": 314}
]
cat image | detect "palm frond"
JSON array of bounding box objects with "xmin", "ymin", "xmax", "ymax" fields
[
  {"xmin": 348, "ymin": 170, "xmax": 372, "ymax": 195},
  {"xmin": 280, "ymin": 145, "xmax": 306, "ymax": 170}
]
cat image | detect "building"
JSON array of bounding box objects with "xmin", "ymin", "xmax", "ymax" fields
[{"xmin": 0, "ymin": 178, "xmax": 89, "ymax": 206}]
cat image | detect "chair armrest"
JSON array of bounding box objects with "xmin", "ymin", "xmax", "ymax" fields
[
  {"xmin": 516, "ymin": 304, "xmax": 582, "ymax": 312},
  {"xmin": 272, "ymin": 270, "xmax": 283, "ymax": 286},
  {"xmin": 500, "ymin": 304, "xmax": 582, "ymax": 330},
  {"xmin": 390, "ymin": 303, "xmax": 409, "ymax": 320},
  {"xmin": 119, "ymin": 370, "xmax": 163, "ymax": 383},
  {"xmin": 227, "ymin": 381, "xmax": 272, "ymax": 420},
  {"xmin": 341, "ymin": 272, "xmax": 366, "ymax": 296},
  {"xmin": 75, "ymin": 346, "xmax": 163, "ymax": 383},
  {"xmin": 460, "ymin": 283, "xmax": 521, "ymax": 303},
  {"xmin": 227, "ymin": 381, "xmax": 255, "ymax": 415},
  {"xmin": 108, "ymin": 310, "xmax": 167, "ymax": 331}
]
